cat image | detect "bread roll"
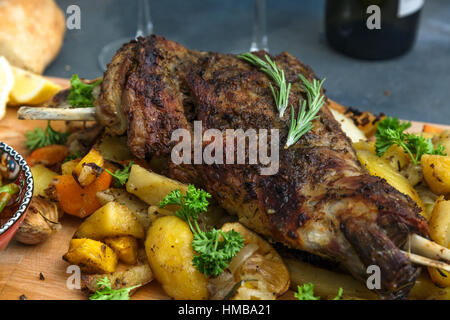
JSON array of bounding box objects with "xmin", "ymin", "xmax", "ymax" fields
[{"xmin": 0, "ymin": 0, "xmax": 65, "ymax": 74}]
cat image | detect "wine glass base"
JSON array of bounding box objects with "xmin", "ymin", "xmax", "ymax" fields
[{"xmin": 98, "ymin": 38, "xmax": 134, "ymax": 72}]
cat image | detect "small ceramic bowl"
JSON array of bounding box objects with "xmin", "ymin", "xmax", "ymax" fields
[{"xmin": 0, "ymin": 142, "xmax": 33, "ymax": 250}]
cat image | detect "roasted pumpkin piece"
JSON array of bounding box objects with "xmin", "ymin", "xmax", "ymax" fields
[
  {"xmin": 73, "ymin": 148, "xmax": 104, "ymax": 187},
  {"xmin": 104, "ymin": 235, "xmax": 138, "ymax": 265},
  {"xmin": 63, "ymin": 238, "xmax": 118, "ymax": 274}
]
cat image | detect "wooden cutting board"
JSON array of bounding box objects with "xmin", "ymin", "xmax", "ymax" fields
[{"xmin": 0, "ymin": 78, "xmax": 448, "ymax": 300}]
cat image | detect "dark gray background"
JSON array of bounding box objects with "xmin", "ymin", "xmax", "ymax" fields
[{"xmin": 47, "ymin": 0, "xmax": 450, "ymax": 124}]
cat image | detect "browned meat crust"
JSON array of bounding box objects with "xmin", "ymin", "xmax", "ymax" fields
[{"xmin": 98, "ymin": 35, "xmax": 428, "ymax": 299}]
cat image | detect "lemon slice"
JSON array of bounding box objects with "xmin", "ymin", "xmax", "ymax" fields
[
  {"xmin": 9, "ymin": 67, "xmax": 61, "ymax": 106},
  {"xmin": 0, "ymin": 56, "xmax": 14, "ymax": 119}
]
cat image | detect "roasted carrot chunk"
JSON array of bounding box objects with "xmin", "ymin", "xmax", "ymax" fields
[
  {"xmin": 423, "ymin": 124, "xmax": 443, "ymax": 134},
  {"xmin": 27, "ymin": 145, "xmax": 69, "ymax": 167},
  {"xmin": 54, "ymin": 171, "xmax": 112, "ymax": 218}
]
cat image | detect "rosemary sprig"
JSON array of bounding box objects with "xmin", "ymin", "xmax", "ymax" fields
[
  {"xmin": 284, "ymin": 75, "xmax": 325, "ymax": 149},
  {"xmin": 238, "ymin": 53, "xmax": 291, "ymax": 118}
]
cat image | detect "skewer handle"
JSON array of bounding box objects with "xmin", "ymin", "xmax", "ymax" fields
[{"xmin": 17, "ymin": 107, "xmax": 96, "ymax": 121}]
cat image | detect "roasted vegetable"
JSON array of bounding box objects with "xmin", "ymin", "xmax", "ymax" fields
[
  {"xmin": 104, "ymin": 236, "xmax": 138, "ymax": 265},
  {"xmin": 54, "ymin": 171, "xmax": 112, "ymax": 218},
  {"xmin": 356, "ymin": 149, "xmax": 425, "ymax": 212},
  {"xmin": 73, "ymin": 148, "xmax": 104, "ymax": 187},
  {"xmin": 421, "ymin": 154, "xmax": 450, "ymax": 195},
  {"xmin": 61, "ymin": 159, "xmax": 79, "ymax": 175},
  {"xmin": 30, "ymin": 165, "xmax": 57, "ymax": 198},
  {"xmin": 82, "ymin": 263, "xmax": 153, "ymax": 293},
  {"xmin": 126, "ymin": 164, "xmax": 188, "ymax": 209},
  {"xmin": 14, "ymin": 197, "xmax": 61, "ymax": 245},
  {"xmin": 209, "ymin": 223, "xmax": 290, "ymax": 300},
  {"xmin": 96, "ymin": 188, "xmax": 150, "ymax": 230},
  {"xmin": 330, "ymin": 108, "xmax": 366, "ymax": 143},
  {"xmin": 27, "ymin": 145, "xmax": 69, "ymax": 167},
  {"xmin": 74, "ymin": 201, "xmax": 145, "ymax": 240},
  {"xmin": 145, "ymin": 215, "xmax": 209, "ymax": 300},
  {"xmin": 63, "ymin": 238, "xmax": 118, "ymax": 274},
  {"xmin": 427, "ymin": 196, "xmax": 450, "ymax": 287}
]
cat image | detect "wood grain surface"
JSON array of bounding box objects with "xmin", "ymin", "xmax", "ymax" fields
[{"xmin": 0, "ymin": 78, "xmax": 448, "ymax": 300}]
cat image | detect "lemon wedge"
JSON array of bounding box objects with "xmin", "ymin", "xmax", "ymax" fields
[
  {"xmin": 0, "ymin": 56, "xmax": 14, "ymax": 119},
  {"xmin": 9, "ymin": 67, "xmax": 61, "ymax": 106}
]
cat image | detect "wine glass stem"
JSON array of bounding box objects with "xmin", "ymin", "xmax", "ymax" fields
[
  {"xmin": 250, "ymin": 0, "xmax": 268, "ymax": 52},
  {"xmin": 136, "ymin": 0, "xmax": 154, "ymax": 38}
]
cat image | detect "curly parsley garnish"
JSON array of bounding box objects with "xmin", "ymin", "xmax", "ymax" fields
[
  {"xmin": 375, "ymin": 117, "xmax": 446, "ymax": 165},
  {"xmin": 159, "ymin": 185, "xmax": 244, "ymax": 277},
  {"xmin": 89, "ymin": 277, "xmax": 140, "ymax": 300},
  {"xmin": 25, "ymin": 121, "xmax": 69, "ymax": 151},
  {"xmin": 68, "ymin": 74, "xmax": 102, "ymax": 108},
  {"xmin": 105, "ymin": 161, "xmax": 134, "ymax": 187},
  {"xmin": 295, "ymin": 283, "xmax": 343, "ymax": 300}
]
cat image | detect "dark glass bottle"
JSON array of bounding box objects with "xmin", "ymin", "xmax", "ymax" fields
[{"xmin": 325, "ymin": 0, "xmax": 423, "ymax": 60}]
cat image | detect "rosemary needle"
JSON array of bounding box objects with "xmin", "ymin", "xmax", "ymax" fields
[
  {"xmin": 285, "ymin": 75, "xmax": 325, "ymax": 149},
  {"xmin": 238, "ymin": 52, "xmax": 291, "ymax": 118}
]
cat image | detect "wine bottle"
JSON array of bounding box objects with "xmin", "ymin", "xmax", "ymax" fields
[{"xmin": 325, "ymin": 0, "xmax": 424, "ymax": 60}]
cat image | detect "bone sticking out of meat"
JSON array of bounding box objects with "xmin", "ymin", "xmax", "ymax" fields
[
  {"xmin": 15, "ymin": 35, "xmax": 444, "ymax": 299},
  {"xmin": 18, "ymin": 107, "xmax": 96, "ymax": 121},
  {"xmin": 409, "ymin": 234, "xmax": 450, "ymax": 263},
  {"xmin": 402, "ymin": 251, "xmax": 450, "ymax": 273}
]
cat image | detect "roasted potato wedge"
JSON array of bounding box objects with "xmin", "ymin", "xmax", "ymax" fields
[
  {"xmin": 82, "ymin": 263, "xmax": 153, "ymax": 293},
  {"xmin": 74, "ymin": 202, "xmax": 145, "ymax": 240},
  {"xmin": 145, "ymin": 215, "xmax": 209, "ymax": 300},
  {"xmin": 421, "ymin": 154, "xmax": 450, "ymax": 195},
  {"xmin": 97, "ymin": 188, "xmax": 151, "ymax": 230},
  {"xmin": 427, "ymin": 196, "xmax": 450, "ymax": 287},
  {"xmin": 126, "ymin": 164, "xmax": 188, "ymax": 210},
  {"xmin": 63, "ymin": 238, "xmax": 118, "ymax": 274},
  {"xmin": 61, "ymin": 159, "xmax": 79, "ymax": 176},
  {"xmin": 30, "ymin": 164, "xmax": 57, "ymax": 197},
  {"xmin": 104, "ymin": 236, "xmax": 138, "ymax": 265},
  {"xmin": 356, "ymin": 149, "xmax": 425, "ymax": 213}
]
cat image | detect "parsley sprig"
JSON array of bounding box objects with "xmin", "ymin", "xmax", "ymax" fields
[
  {"xmin": 238, "ymin": 53, "xmax": 291, "ymax": 118},
  {"xmin": 159, "ymin": 185, "xmax": 244, "ymax": 277},
  {"xmin": 68, "ymin": 74, "xmax": 102, "ymax": 108},
  {"xmin": 375, "ymin": 117, "xmax": 446, "ymax": 165},
  {"xmin": 105, "ymin": 161, "xmax": 134, "ymax": 187},
  {"xmin": 285, "ymin": 74, "xmax": 325, "ymax": 149},
  {"xmin": 295, "ymin": 283, "xmax": 343, "ymax": 300},
  {"xmin": 25, "ymin": 121, "xmax": 69, "ymax": 151},
  {"xmin": 89, "ymin": 277, "xmax": 140, "ymax": 300}
]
